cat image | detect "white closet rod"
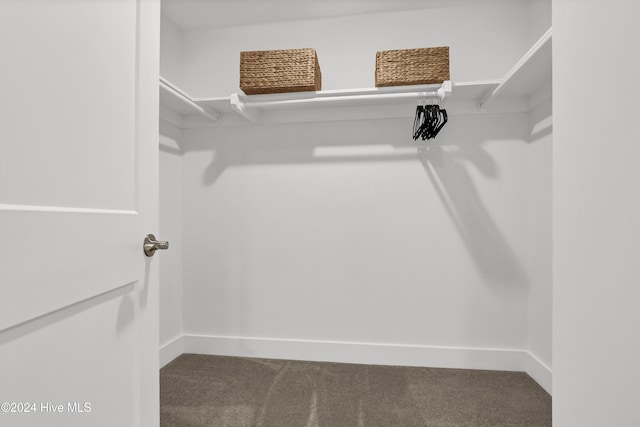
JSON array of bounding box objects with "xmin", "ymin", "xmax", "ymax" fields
[
  {"xmin": 230, "ymin": 81, "xmax": 452, "ymax": 121},
  {"xmin": 239, "ymin": 81, "xmax": 452, "ymax": 108}
]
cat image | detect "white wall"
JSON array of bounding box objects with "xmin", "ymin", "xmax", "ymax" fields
[
  {"xmin": 179, "ymin": 0, "xmax": 532, "ymax": 96},
  {"xmin": 159, "ymin": 12, "xmax": 186, "ymax": 365},
  {"xmin": 527, "ymin": 0, "xmax": 552, "ymax": 46},
  {"xmin": 553, "ymin": 0, "xmax": 640, "ymax": 425},
  {"xmin": 160, "ymin": 13, "xmax": 182, "ymax": 83},
  {"xmin": 181, "ymin": 113, "xmax": 531, "ymax": 362},
  {"xmin": 526, "ymin": 98, "xmax": 552, "ymax": 382},
  {"xmin": 159, "ymin": 122, "xmax": 184, "ymax": 364}
]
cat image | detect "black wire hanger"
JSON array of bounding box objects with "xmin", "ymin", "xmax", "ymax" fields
[{"xmin": 413, "ymin": 92, "xmax": 448, "ymax": 141}]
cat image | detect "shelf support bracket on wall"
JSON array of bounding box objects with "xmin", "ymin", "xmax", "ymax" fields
[
  {"xmin": 437, "ymin": 80, "xmax": 453, "ymax": 101},
  {"xmin": 230, "ymin": 93, "xmax": 259, "ymax": 122}
]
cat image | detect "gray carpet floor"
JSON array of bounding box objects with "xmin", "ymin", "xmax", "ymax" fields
[{"xmin": 161, "ymin": 354, "xmax": 551, "ymax": 427}]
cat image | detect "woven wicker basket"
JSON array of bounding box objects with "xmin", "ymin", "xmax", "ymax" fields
[
  {"xmin": 240, "ymin": 48, "xmax": 321, "ymax": 95},
  {"xmin": 375, "ymin": 46, "xmax": 450, "ymax": 87}
]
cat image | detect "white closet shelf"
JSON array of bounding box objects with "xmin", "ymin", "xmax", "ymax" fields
[
  {"xmin": 159, "ymin": 28, "xmax": 552, "ymax": 127},
  {"xmin": 480, "ymin": 27, "xmax": 552, "ymax": 110},
  {"xmin": 159, "ymin": 77, "xmax": 219, "ymax": 129},
  {"xmin": 194, "ymin": 80, "xmax": 504, "ymax": 125}
]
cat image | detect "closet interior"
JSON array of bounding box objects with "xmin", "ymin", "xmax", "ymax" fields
[{"xmin": 158, "ymin": 0, "xmax": 552, "ymax": 394}]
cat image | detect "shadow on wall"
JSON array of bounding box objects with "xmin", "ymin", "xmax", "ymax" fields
[
  {"xmin": 197, "ymin": 123, "xmax": 425, "ymax": 187},
  {"xmin": 187, "ymin": 117, "xmax": 527, "ymax": 288},
  {"xmin": 417, "ymin": 144, "xmax": 527, "ymax": 287}
]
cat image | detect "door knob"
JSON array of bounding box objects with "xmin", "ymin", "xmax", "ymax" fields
[{"xmin": 143, "ymin": 234, "xmax": 169, "ymax": 257}]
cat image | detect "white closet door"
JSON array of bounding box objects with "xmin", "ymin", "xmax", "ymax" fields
[{"xmin": 0, "ymin": 1, "xmax": 160, "ymax": 426}]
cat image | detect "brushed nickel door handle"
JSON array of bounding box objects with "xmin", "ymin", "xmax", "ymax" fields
[{"xmin": 143, "ymin": 234, "xmax": 169, "ymax": 257}]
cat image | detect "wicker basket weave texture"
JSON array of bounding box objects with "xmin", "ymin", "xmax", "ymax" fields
[
  {"xmin": 240, "ymin": 48, "xmax": 321, "ymax": 95},
  {"xmin": 376, "ymin": 46, "xmax": 450, "ymax": 87}
]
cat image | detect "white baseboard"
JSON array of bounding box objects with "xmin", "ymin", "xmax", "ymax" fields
[
  {"xmin": 523, "ymin": 351, "xmax": 552, "ymax": 394},
  {"xmin": 159, "ymin": 335, "xmax": 184, "ymax": 368},
  {"xmin": 168, "ymin": 334, "xmax": 552, "ymax": 393},
  {"xmin": 181, "ymin": 334, "xmax": 530, "ymax": 372}
]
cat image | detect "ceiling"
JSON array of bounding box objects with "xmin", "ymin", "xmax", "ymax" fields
[{"xmin": 162, "ymin": 0, "xmax": 480, "ymax": 32}]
